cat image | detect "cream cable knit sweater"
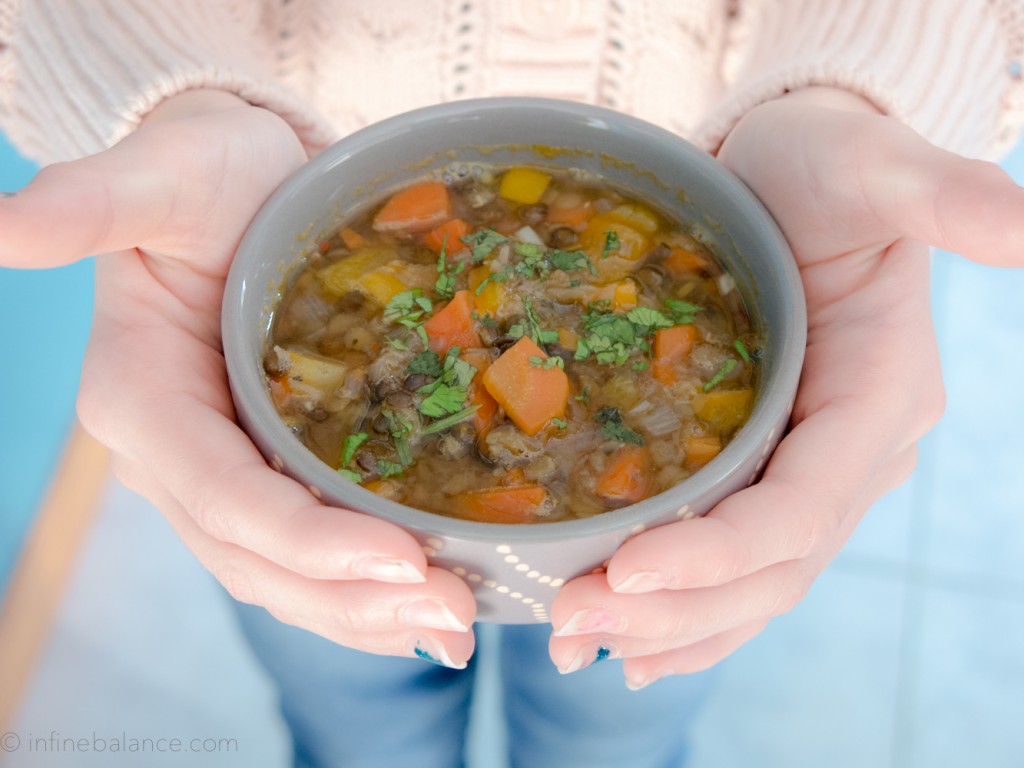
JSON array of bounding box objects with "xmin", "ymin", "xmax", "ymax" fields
[{"xmin": 0, "ymin": 0, "xmax": 1022, "ymax": 164}]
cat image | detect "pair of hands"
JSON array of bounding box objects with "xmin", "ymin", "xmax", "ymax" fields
[{"xmin": 3, "ymin": 88, "xmax": 1021, "ymax": 686}]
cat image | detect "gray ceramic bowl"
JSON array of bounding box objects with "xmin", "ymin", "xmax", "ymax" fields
[{"xmin": 223, "ymin": 97, "xmax": 806, "ymax": 624}]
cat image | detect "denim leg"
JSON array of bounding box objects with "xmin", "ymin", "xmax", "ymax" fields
[
  {"xmin": 231, "ymin": 600, "xmax": 477, "ymax": 768},
  {"xmin": 498, "ymin": 623, "xmax": 716, "ymax": 768}
]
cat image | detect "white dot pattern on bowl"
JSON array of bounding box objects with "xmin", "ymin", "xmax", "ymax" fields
[{"xmin": 432, "ymin": 543, "xmax": 581, "ymax": 622}]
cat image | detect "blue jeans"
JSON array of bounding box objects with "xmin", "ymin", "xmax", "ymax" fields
[{"xmin": 232, "ymin": 602, "xmax": 716, "ymax": 768}]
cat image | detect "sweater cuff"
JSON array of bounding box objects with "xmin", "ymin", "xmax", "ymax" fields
[
  {"xmin": 695, "ymin": 0, "xmax": 1024, "ymax": 160},
  {"xmin": 0, "ymin": 0, "xmax": 337, "ymax": 164}
]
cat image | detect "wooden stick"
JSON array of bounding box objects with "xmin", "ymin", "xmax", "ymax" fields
[{"xmin": 0, "ymin": 421, "xmax": 109, "ymax": 734}]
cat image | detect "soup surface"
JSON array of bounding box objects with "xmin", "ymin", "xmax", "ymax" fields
[{"xmin": 265, "ymin": 163, "xmax": 759, "ymax": 523}]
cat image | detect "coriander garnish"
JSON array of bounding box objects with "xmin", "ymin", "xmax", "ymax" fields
[
  {"xmin": 733, "ymin": 339, "xmax": 751, "ymax": 363},
  {"xmin": 595, "ymin": 406, "xmax": 645, "ymax": 445},
  {"xmin": 703, "ymin": 358, "xmax": 738, "ymax": 392},
  {"xmin": 601, "ymin": 229, "xmax": 621, "ymax": 258}
]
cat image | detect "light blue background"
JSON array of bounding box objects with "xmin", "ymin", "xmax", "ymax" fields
[{"xmin": 0, "ymin": 134, "xmax": 93, "ymax": 597}]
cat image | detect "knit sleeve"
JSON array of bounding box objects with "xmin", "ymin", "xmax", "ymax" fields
[
  {"xmin": 0, "ymin": 0, "xmax": 336, "ymax": 164},
  {"xmin": 695, "ymin": 0, "xmax": 1024, "ymax": 159}
]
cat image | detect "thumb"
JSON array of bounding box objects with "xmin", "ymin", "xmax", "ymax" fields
[
  {"xmin": 0, "ymin": 97, "xmax": 306, "ymax": 271},
  {"xmin": 864, "ymin": 130, "xmax": 1024, "ymax": 268}
]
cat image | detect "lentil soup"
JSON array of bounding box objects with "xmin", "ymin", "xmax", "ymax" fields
[{"xmin": 265, "ymin": 163, "xmax": 759, "ymax": 523}]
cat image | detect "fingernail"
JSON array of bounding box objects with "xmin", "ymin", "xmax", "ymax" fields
[
  {"xmin": 353, "ymin": 555, "xmax": 425, "ymax": 583},
  {"xmin": 626, "ymin": 674, "xmax": 656, "ymax": 692},
  {"xmin": 558, "ymin": 644, "xmax": 618, "ymax": 675},
  {"xmin": 413, "ymin": 638, "xmax": 466, "ymax": 670},
  {"xmin": 611, "ymin": 570, "xmax": 667, "ymax": 594},
  {"xmin": 399, "ymin": 598, "xmax": 469, "ymax": 632},
  {"xmin": 554, "ymin": 608, "xmax": 627, "ymax": 637}
]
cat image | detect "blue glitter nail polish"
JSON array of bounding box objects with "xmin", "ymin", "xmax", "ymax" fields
[{"xmin": 595, "ymin": 646, "xmax": 612, "ymax": 663}]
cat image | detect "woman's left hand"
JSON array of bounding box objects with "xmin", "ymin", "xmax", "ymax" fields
[{"xmin": 548, "ymin": 88, "xmax": 1024, "ymax": 688}]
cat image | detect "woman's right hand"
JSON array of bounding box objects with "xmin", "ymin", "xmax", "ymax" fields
[{"xmin": 0, "ymin": 89, "xmax": 476, "ymax": 667}]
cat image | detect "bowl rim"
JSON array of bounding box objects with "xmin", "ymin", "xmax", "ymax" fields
[{"xmin": 223, "ymin": 96, "xmax": 806, "ymax": 543}]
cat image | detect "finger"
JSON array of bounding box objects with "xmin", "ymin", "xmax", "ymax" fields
[
  {"xmin": 0, "ymin": 101, "xmax": 304, "ymax": 270},
  {"xmin": 622, "ymin": 619, "xmax": 769, "ymax": 690},
  {"xmin": 606, "ymin": 242, "xmax": 940, "ymax": 593},
  {"xmin": 112, "ymin": 461, "xmax": 476, "ymax": 665},
  {"xmin": 551, "ymin": 562, "xmax": 811, "ymax": 650}
]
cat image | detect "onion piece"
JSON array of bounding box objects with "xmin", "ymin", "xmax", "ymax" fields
[
  {"xmin": 629, "ymin": 399, "xmax": 681, "ymax": 437},
  {"xmin": 513, "ymin": 225, "xmax": 545, "ymax": 246}
]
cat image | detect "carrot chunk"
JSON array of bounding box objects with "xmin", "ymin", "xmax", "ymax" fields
[
  {"xmin": 450, "ymin": 485, "xmax": 550, "ymax": 524},
  {"xmin": 663, "ymin": 245, "xmax": 708, "ymax": 274},
  {"xmin": 422, "ymin": 290, "xmax": 482, "ymax": 354},
  {"xmin": 595, "ymin": 445, "xmax": 653, "ymax": 506},
  {"xmin": 683, "ymin": 435, "xmax": 722, "ymax": 471},
  {"xmin": 339, "ymin": 227, "xmax": 366, "ymax": 249},
  {"xmin": 373, "ymin": 181, "xmax": 451, "ymax": 234},
  {"xmin": 424, "ymin": 218, "xmax": 471, "ymax": 254},
  {"xmin": 482, "ymin": 336, "xmax": 569, "ymax": 437},
  {"xmin": 461, "ymin": 348, "xmax": 499, "ymax": 436},
  {"xmin": 651, "ymin": 324, "xmax": 698, "ymax": 385}
]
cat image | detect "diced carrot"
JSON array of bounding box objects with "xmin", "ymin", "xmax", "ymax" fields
[
  {"xmin": 692, "ymin": 388, "xmax": 754, "ymax": 434},
  {"xmin": 423, "ymin": 290, "xmax": 482, "ymax": 354},
  {"xmin": 500, "ymin": 467, "xmax": 528, "ymax": 487},
  {"xmin": 424, "ymin": 218, "xmax": 471, "ymax": 254},
  {"xmin": 372, "ymin": 181, "xmax": 451, "ymax": 234},
  {"xmin": 450, "ymin": 485, "xmax": 550, "ymax": 524},
  {"xmin": 362, "ymin": 479, "xmax": 389, "ymax": 494},
  {"xmin": 557, "ymin": 327, "xmax": 579, "ymax": 352},
  {"xmin": 595, "ymin": 445, "xmax": 653, "ymax": 506},
  {"xmin": 339, "ymin": 227, "xmax": 366, "ymax": 250},
  {"xmin": 663, "ymin": 245, "xmax": 708, "ymax": 274},
  {"xmin": 546, "ymin": 200, "xmax": 594, "ymax": 229},
  {"xmin": 651, "ymin": 324, "xmax": 698, "ymax": 385},
  {"xmin": 683, "ymin": 435, "xmax": 721, "ymax": 471},
  {"xmin": 461, "ymin": 348, "xmax": 499, "ymax": 435},
  {"xmin": 482, "ymin": 336, "xmax": 569, "ymax": 437}
]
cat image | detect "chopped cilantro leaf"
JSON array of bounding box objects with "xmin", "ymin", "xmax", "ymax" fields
[
  {"xmin": 416, "ymin": 347, "xmax": 476, "ymax": 418},
  {"xmin": 601, "ymin": 229, "xmax": 621, "ymax": 259},
  {"xmin": 419, "ymin": 385, "xmax": 469, "ymax": 418},
  {"xmin": 664, "ymin": 298, "xmax": 702, "ymax": 324},
  {"xmin": 551, "ymin": 417, "xmax": 568, "ymax": 430},
  {"xmin": 338, "ymin": 468, "xmax": 363, "ymax": 483},
  {"xmin": 377, "ymin": 460, "xmax": 405, "ymax": 479},
  {"xmin": 574, "ymin": 386, "xmax": 590, "ymax": 405},
  {"xmin": 434, "ymin": 237, "xmax": 465, "ymax": 300},
  {"xmin": 549, "ymin": 249, "xmax": 597, "ymax": 275},
  {"xmin": 384, "ymin": 289, "xmax": 433, "ymax": 328},
  {"xmin": 420, "ymin": 404, "xmax": 482, "ymax": 435},
  {"xmin": 595, "ymin": 406, "xmax": 645, "ymax": 445},
  {"xmin": 340, "ymin": 432, "xmax": 369, "ymax": 467},
  {"xmin": 407, "ymin": 350, "xmax": 443, "ymax": 378},
  {"xmin": 626, "ymin": 306, "xmax": 674, "ymax": 333},
  {"xmin": 462, "ymin": 228, "xmax": 507, "ymax": 262},
  {"xmin": 733, "ymin": 339, "xmax": 751, "ymax": 363},
  {"xmin": 702, "ymin": 358, "xmax": 739, "ymax": 392}
]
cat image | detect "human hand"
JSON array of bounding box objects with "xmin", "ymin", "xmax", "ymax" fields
[
  {"xmin": 0, "ymin": 90, "xmax": 476, "ymax": 667},
  {"xmin": 549, "ymin": 87, "xmax": 1024, "ymax": 686}
]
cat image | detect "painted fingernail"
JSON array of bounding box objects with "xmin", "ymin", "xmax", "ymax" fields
[
  {"xmin": 558, "ymin": 644, "xmax": 618, "ymax": 675},
  {"xmin": 554, "ymin": 608, "xmax": 626, "ymax": 637},
  {"xmin": 353, "ymin": 555, "xmax": 425, "ymax": 583},
  {"xmin": 413, "ymin": 638, "xmax": 466, "ymax": 670},
  {"xmin": 611, "ymin": 570, "xmax": 667, "ymax": 594},
  {"xmin": 398, "ymin": 598, "xmax": 469, "ymax": 632}
]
